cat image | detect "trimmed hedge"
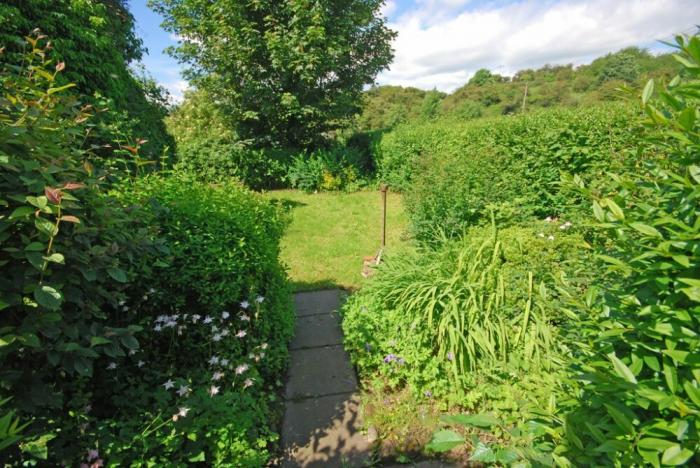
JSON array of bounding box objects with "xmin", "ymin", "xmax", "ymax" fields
[{"xmin": 375, "ymin": 104, "xmax": 642, "ymax": 240}]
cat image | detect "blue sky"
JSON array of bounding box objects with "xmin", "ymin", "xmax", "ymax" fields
[{"xmin": 130, "ymin": 0, "xmax": 698, "ymax": 101}]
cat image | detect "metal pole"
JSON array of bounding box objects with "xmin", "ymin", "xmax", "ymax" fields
[{"xmin": 380, "ymin": 184, "xmax": 387, "ymax": 248}]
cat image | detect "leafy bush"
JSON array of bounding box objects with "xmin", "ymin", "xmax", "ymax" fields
[
  {"xmin": 100, "ymin": 172, "xmax": 294, "ymax": 465},
  {"xmin": 166, "ymin": 90, "xmax": 288, "ymax": 189},
  {"xmin": 546, "ymin": 34, "xmax": 700, "ymax": 466},
  {"xmin": 0, "ymin": 35, "xmax": 164, "ymax": 462},
  {"xmin": 342, "ymin": 222, "xmax": 589, "ymax": 402},
  {"xmin": 287, "ymin": 146, "xmax": 370, "ymax": 192},
  {"xmin": 376, "ymin": 104, "xmax": 641, "ymax": 240}
]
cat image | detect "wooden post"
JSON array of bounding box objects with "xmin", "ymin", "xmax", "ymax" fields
[
  {"xmin": 380, "ymin": 184, "xmax": 388, "ymax": 248},
  {"xmin": 521, "ymin": 83, "xmax": 528, "ymax": 113}
]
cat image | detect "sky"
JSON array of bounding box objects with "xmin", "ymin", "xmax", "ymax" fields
[{"xmin": 130, "ymin": 0, "xmax": 700, "ymax": 102}]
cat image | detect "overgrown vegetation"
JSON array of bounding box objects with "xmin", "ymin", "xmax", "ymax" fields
[
  {"xmin": 343, "ymin": 33, "xmax": 700, "ymax": 466},
  {"xmin": 0, "ymin": 34, "xmax": 292, "ymax": 466}
]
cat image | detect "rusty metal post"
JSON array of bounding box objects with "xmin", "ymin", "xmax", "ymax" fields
[{"xmin": 380, "ymin": 184, "xmax": 388, "ymax": 248}]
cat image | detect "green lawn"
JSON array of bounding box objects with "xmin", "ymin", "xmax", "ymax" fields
[{"xmin": 265, "ymin": 189, "xmax": 411, "ymax": 291}]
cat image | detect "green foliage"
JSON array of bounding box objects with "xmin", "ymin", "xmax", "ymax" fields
[
  {"xmin": 103, "ymin": 172, "xmax": 294, "ymax": 465},
  {"xmin": 152, "ymin": 0, "xmax": 396, "ymax": 148},
  {"xmin": 548, "ymin": 34, "xmax": 700, "ymax": 466},
  {"xmin": 376, "ymin": 104, "xmax": 640, "ymax": 241},
  {"xmin": 0, "ymin": 36, "xmax": 161, "ymax": 463},
  {"xmin": 359, "ymin": 48, "xmax": 680, "ymax": 131},
  {"xmin": 342, "ymin": 223, "xmax": 588, "ymax": 401},
  {"xmin": 287, "ymin": 146, "xmax": 371, "ymax": 192},
  {"xmin": 0, "ymin": 38, "xmax": 293, "ymax": 465},
  {"xmin": 419, "ymin": 89, "xmax": 444, "ymax": 121},
  {"xmin": 357, "ymin": 85, "xmax": 428, "ymax": 131},
  {"xmin": 0, "ymin": 0, "xmax": 175, "ymax": 161},
  {"xmin": 166, "ymin": 90, "xmax": 288, "ymax": 189}
]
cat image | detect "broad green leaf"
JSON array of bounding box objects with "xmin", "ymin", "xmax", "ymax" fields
[
  {"xmin": 642, "ymin": 79, "xmax": 654, "ymax": 104},
  {"xmin": 638, "ymin": 437, "xmax": 675, "ymax": 451},
  {"xmin": 661, "ymin": 444, "xmax": 693, "ymax": 465},
  {"xmin": 425, "ymin": 429, "xmax": 464, "ymax": 452},
  {"xmin": 34, "ymin": 217, "xmax": 57, "ymax": 237},
  {"xmin": 107, "ymin": 267, "xmax": 127, "ymax": 283},
  {"xmin": 8, "ymin": 206, "xmax": 34, "ymax": 220},
  {"xmin": 603, "ymin": 198, "xmax": 624, "ymax": 220},
  {"xmin": 120, "ymin": 335, "xmax": 139, "ymax": 350},
  {"xmin": 34, "ymin": 285, "xmax": 62, "ymax": 310},
  {"xmin": 604, "ymin": 403, "xmax": 635, "ymax": 434},
  {"xmin": 441, "ymin": 413, "xmax": 500, "ymax": 428},
  {"xmin": 43, "ymin": 253, "xmax": 64, "ymax": 264},
  {"xmin": 608, "ymin": 352, "xmax": 637, "ymax": 383},
  {"xmin": 469, "ymin": 442, "xmax": 496, "ymax": 463},
  {"xmin": 629, "ymin": 222, "xmax": 662, "ymax": 238},
  {"xmin": 682, "ymin": 381, "xmax": 700, "ymax": 406},
  {"xmin": 90, "ymin": 336, "xmax": 112, "ymax": 347}
]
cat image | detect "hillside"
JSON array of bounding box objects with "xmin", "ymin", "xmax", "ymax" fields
[{"xmin": 357, "ymin": 46, "xmax": 679, "ymax": 130}]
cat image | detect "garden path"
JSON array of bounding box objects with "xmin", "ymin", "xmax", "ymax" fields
[{"xmin": 281, "ymin": 289, "xmax": 371, "ymax": 467}]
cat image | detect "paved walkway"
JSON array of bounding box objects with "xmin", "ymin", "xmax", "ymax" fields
[{"xmin": 281, "ymin": 290, "xmax": 371, "ymax": 467}]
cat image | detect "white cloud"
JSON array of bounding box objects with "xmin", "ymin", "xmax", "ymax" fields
[
  {"xmin": 378, "ymin": 0, "xmax": 699, "ymax": 91},
  {"xmin": 161, "ymin": 79, "xmax": 190, "ymax": 104}
]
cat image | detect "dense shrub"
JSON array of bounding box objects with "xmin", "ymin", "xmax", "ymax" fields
[
  {"xmin": 0, "ymin": 35, "xmax": 163, "ymax": 462},
  {"xmin": 102, "ymin": 172, "xmax": 294, "ymax": 465},
  {"xmin": 376, "ymin": 104, "xmax": 641, "ymax": 240},
  {"xmin": 543, "ymin": 34, "xmax": 700, "ymax": 466},
  {"xmin": 0, "ymin": 39, "xmax": 293, "ymax": 465},
  {"xmin": 287, "ymin": 146, "xmax": 371, "ymax": 192},
  {"xmin": 343, "ymin": 222, "xmax": 591, "ymax": 405},
  {"xmin": 166, "ymin": 90, "xmax": 288, "ymax": 189}
]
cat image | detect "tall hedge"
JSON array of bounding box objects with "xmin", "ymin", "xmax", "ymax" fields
[{"xmin": 375, "ymin": 104, "xmax": 642, "ymax": 240}]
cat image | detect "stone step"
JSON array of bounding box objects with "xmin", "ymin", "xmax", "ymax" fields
[
  {"xmin": 293, "ymin": 290, "xmax": 341, "ymax": 317},
  {"xmin": 290, "ymin": 312, "xmax": 344, "ymax": 350},
  {"xmin": 281, "ymin": 392, "xmax": 370, "ymax": 467},
  {"xmin": 285, "ymin": 344, "xmax": 357, "ymax": 400}
]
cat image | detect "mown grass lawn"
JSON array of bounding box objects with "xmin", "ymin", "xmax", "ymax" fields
[{"xmin": 265, "ymin": 189, "xmax": 411, "ymax": 291}]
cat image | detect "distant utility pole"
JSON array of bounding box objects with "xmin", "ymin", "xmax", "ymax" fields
[{"xmin": 521, "ymin": 83, "xmax": 528, "ymax": 113}]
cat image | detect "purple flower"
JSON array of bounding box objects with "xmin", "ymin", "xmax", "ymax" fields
[
  {"xmin": 383, "ymin": 353, "xmax": 396, "ymax": 363},
  {"xmin": 447, "ymin": 352, "xmax": 454, "ymax": 361}
]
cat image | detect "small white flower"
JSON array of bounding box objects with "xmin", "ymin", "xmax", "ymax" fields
[
  {"xmin": 142, "ymin": 295, "xmax": 148, "ymax": 301},
  {"xmin": 107, "ymin": 362, "xmax": 117, "ymax": 370},
  {"xmin": 547, "ymin": 235, "xmax": 555, "ymax": 241},
  {"xmin": 178, "ymin": 326, "xmax": 184, "ymax": 336},
  {"xmin": 118, "ymin": 300, "xmax": 126, "ymax": 306},
  {"xmin": 203, "ymin": 316, "xmax": 213, "ymax": 324},
  {"xmin": 235, "ymin": 330, "xmax": 247, "ymax": 338},
  {"xmin": 220, "ymin": 358, "xmax": 230, "ymax": 366},
  {"xmin": 177, "ymin": 385, "xmax": 190, "ymax": 396},
  {"xmin": 235, "ymin": 364, "xmax": 249, "ymax": 375},
  {"xmin": 156, "ymin": 315, "xmax": 167, "ymax": 323},
  {"xmin": 154, "ymin": 324, "xmax": 162, "ymax": 332},
  {"xmin": 192, "ymin": 314, "xmax": 201, "ymax": 323},
  {"xmin": 149, "ymin": 288, "xmax": 156, "ymax": 294},
  {"xmin": 255, "ymin": 296, "xmax": 264, "ymax": 303},
  {"xmin": 261, "ymin": 343, "xmax": 268, "ymax": 350},
  {"xmin": 164, "ymin": 321, "xmax": 177, "ymax": 328},
  {"xmin": 221, "ymin": 329, "xmax": 230, "ymax": 337},
  {"xmin": 240, "ymin": 313, "xmax": 250, "ymax": 322},
  {"xmin": 212, "ymin": 333, "xmax": 222, "ymax": 342},
  {"xmin": 537, "ymin": 232, "xmax": 545, "ymax": 238},
  {"xmin": 122, "ymin": 305, "xmax": 129, "ymax": 311},
  {"xmin": 212, "ymin": 371, "xmax": 224, "ymax": 381},
  {"xmin": 240, "ymin": 301, "xmax": 250, "ymax": 309},
  {"xmin": 259, "ymin": 352, "xmax": 266, "ymax": 359},
  {"xmin": 243, "ymin": 378, "xmax": 254, "ymax": 388},
  {"xmin": 209, "ymin": 356, "xmax": 219, "ymax": 366},
  {"xmin": 128, "ymin": 349, "xmax": 137, "ymax": 356},
  {"xmin": 177, "ymin": 406, "xmax": 190, "ymax": 417},
  {"xmin": 163, "ymin": 379, "xmax": 175, "ymax": 390},
  {"xmin": 545, "ymin": 216, "xmax": 552, "ymax": 222},
  {"xmin": 211, "ymin": 325, "xmax": 219, "ymax": 333},
  {"xmin": 137, "ymin": 360, "xmax": 145, "ymax": 368},
  {"xmin": 221, "ymin": 311, "xmax": 230, "ymax": 320},
  {"xmin": 208, "ymin": 385, "xmax": 220, "ymax": 397}
]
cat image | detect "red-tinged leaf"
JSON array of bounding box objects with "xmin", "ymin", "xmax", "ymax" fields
[
  {"xmin": 44, "ymin": 187, "xmax": 62, "ymax": 205},
  {"xmin": 60, "ymin": 215, "xmax": 80, "ymax": 224},
  {"xmin": 123, "ymin": 145, "xmax": 138, "ymax": 155},
  {"xmin": 62, "ymin": 182, "xmax": 85, "ymax": 190},
  {"xmin": 136, "ymin": 138, "xmax": 148, "ymax": 145}
]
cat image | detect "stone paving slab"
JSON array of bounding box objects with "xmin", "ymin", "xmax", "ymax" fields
[
  {"xmin": 290, "ymin": 312, "xmax": 344, "ymax": 350},
  {"xmin": 293, "ymin": 290, "xmax": 341, "ymax": 317},
  {"xmin": 285, "ymin": 345, "xmax": 357, "ymax": 400},
  {"xmin": 282, "ymin": 392, "xmax": 370, "ymax": 467}
]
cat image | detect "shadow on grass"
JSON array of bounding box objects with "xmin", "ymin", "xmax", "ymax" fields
[
  {"xmin": 269, "ymin": 197, "xmax": 307, "ymax": 211},
  {"xmin": 291, "ymin": 279, "xmax": 357, "ymax": 294}
]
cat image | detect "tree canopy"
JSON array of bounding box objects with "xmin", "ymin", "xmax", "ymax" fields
[{"xmin": 150, "ymin": 0, "xmax": 396, "ymax": 149}]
